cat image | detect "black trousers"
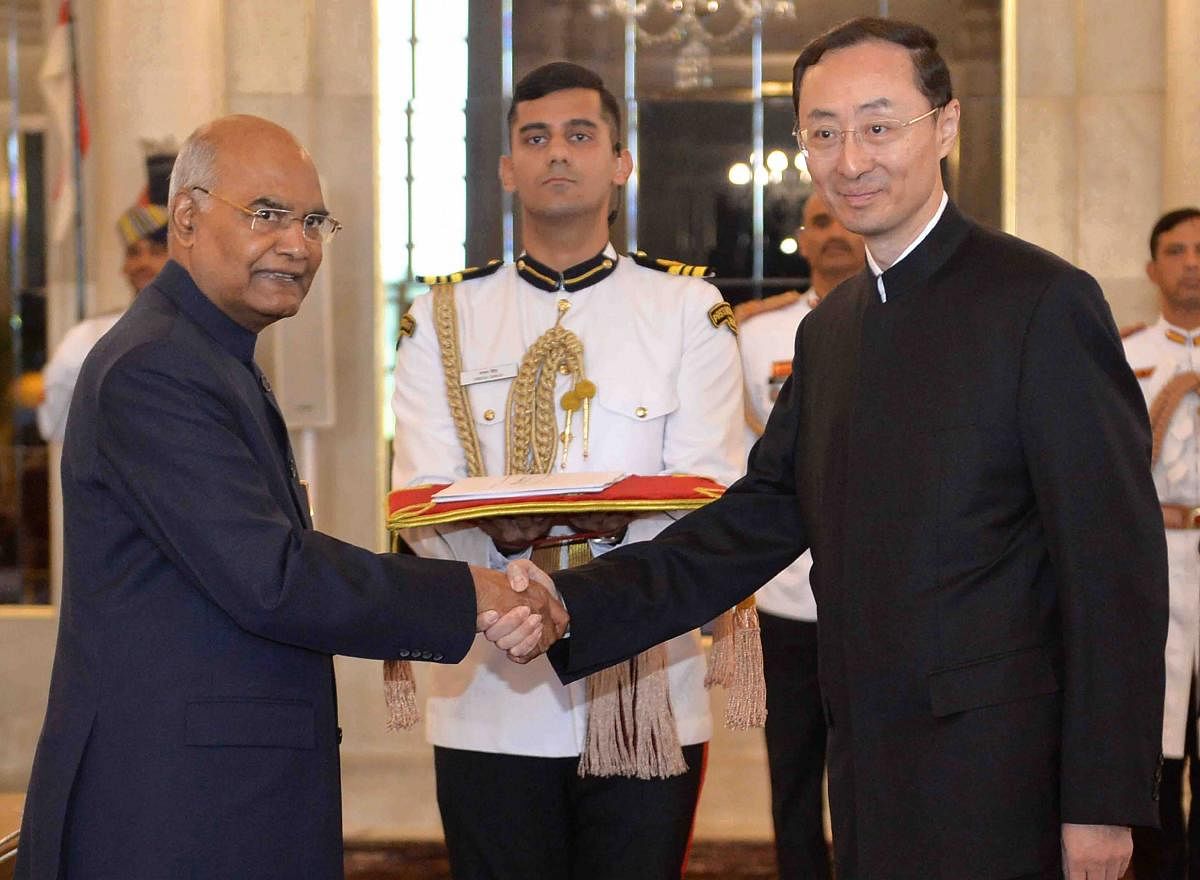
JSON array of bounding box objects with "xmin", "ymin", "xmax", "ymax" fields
[
  {"xmin": 1133, "ymin": 680, "xmax": 1200, "ymax": 880},
  {"xmin": 759, "ymin": 611, "xmax": 831, "ymax": 880},
  {"xmin": 434, "ymin": 743, "xmax": 707, "ymax": 880}
]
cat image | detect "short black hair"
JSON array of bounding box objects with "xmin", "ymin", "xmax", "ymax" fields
[
  {"xmin": 508, "ymin": 61, "xmax": 623, "ymax": 151},
  {"xmin": 792, "ymin": 17, "xmax": 953, "ymax": 117},
  {"xmin": 1150, "ymin": 208, "xmax": 1200, "ymax": 259}
]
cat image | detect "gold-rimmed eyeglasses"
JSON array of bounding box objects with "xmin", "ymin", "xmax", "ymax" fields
[
  {"xmin": 793, "ymin": 105, "xmax": 943, "ymax": 158},
  {"xmin": 192, "ymin": 187, "xmax": 343, "ymax": 243}
]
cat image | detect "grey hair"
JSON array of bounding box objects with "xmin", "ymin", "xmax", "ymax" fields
[{"xmin": 167, "ymin": 125, "xmax": 219, "ymax": 205}]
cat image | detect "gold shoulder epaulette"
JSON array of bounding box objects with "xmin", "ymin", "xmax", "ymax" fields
[
  {"xmin": 416, "ymin": 259, "xmax": 503, "ymax": 286},
  {"xmin": 734, "ymin": 290, "xmax": 803, "ymax": 326},
  {"xmin": 629, "ymin": 251, "xmax": 714, "ymax": 278},
  {"xmin": 1120, "ymin": 322, "xmax": 1147, "ymax": 339}
]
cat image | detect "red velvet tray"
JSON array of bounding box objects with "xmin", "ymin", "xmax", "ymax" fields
[{"xmin": 387, "ymin": 474, "xmax": 726, "ymax": 529}]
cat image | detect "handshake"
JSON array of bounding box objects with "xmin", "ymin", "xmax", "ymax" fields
[{"xmin": 471, "ymin": 561, "xmax": 567, "ymax": 663}]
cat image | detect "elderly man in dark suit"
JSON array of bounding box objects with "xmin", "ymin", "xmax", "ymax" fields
[
  {"xmin": 15, "ymin": 114, "xmax": 566, "ymax": 880},
  {"xmin": 489, "ymin": 17, "xmax": 1169, "ymax": 880}
]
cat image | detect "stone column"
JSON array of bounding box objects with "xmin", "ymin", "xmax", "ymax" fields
[
  {"xmin": 1013, "ymin": 0, "xmax": 1163, "ymax": 326},
  {"xmin": 1164, "ymin": 0, "xmax": 1200, "ymax": 208},
  {"xmin": 1013, "ymin": 0, "xmax": 1078, "ymax": 260},
  {"xmin": 87, "ymin": 0, "xmax": 225, "ymax": 314}
]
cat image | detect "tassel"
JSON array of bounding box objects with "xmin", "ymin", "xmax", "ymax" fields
[
  {"xmin": 705, "ymin": 607, "xmax": 736, "ymax": 689},
  {"xmin": 383, "ymin": 658, "xmax": 421, "ymax": 731},
  {"xmin": 725, "ymin": 597, "xmax": 767, "ymax": 730},
  {"xmin": 578, "ymin": 644, "xmax": 689, "ymax": 779}
]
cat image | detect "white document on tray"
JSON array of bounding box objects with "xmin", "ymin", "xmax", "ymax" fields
[{"xmin": 432, "ymin": 472, "xmax": 626, "ymax": 502}]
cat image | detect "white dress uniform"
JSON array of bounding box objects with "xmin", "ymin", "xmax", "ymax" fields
[
  {"xmin": 738, "ymin": 292, "xmax": 817, "ymax": 623},
  {"xmin": 37, "ymin": 312, "xmax": 123, "ymax": 444},
  {"xmin": 391, "ymin": 246, "xmax": 745, "ymax": 757},
  {"xmin": 1124, "ymin": 317, "xmax": 1200, "ymax": 758}
]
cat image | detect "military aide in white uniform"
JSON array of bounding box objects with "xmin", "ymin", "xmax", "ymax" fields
[
  {"xmin": 1125, "ymin": 207, "xmax": 1200, "ymax": 880},
  {"xmin": 390, "ymin": 62, "xmax": 744, "ymax": 880},
  {"xmin": 394, "ymin": 249, "xmax": 741, "ymax": 753},
  {"xmin": 735, "ymin": 190, "xmax": 863, "ymax": 880},
  {"xmin": 38, "ymin": 200, "xmax": 170, "ymax": 443}
]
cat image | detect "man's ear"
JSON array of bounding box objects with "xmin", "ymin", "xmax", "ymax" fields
[
  {"xmin": 170, "ymin": 192, "xmax": 197, "ymax": 248},
  {"xmin": 1147, "ymin": 258, "xmax": 1161, "ymax": 287},
  {"xmin": 936, "ymin": 98, "xmax": 961, "ymax": 160},
  {"xmin": 612, "ymin": 149, "xmax": 633, "ymax": 187},
  {"xmin": 499, "ymin": 155, "xmax": 516, "ymax": 194}
]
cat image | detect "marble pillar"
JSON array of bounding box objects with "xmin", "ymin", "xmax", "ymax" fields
[
  {"xmin": 1013, "ymin": 0, "xmax": 1163, "ymax": 326},
  {"xmin": 86, "ymin": 0, "xmax": 225, "ymax": 315},
  {"xmin": 1164, "ymin": 0, "xmax": 1200, "ymax": 208}
]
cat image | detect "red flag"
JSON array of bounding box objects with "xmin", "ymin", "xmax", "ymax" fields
[{"xmin": 40, "ymin": 0, "xmax": 89, "ymax": 243}]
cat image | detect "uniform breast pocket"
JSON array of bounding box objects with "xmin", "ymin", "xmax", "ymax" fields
[
  {"xmin": 591, "ymin": 386, "xmax": 680, "ymax": 468},
  {"xmin": 464, "ymin": 378, "xmax": 511, "ymax": 435}
]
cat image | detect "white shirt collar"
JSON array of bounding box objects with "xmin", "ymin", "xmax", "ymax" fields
[{"xmin": 864, "ymin": 191, "xmax": 949, "ymax": 303}]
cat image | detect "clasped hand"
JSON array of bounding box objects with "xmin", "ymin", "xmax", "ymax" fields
[{"xmin": 470, "ymin": 560, "xmax": 564, "ymax": 663}]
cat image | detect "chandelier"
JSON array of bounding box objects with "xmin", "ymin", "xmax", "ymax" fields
[{"xmin": 589, "ymin": 0, "xmax": 797, "ymax": 89}]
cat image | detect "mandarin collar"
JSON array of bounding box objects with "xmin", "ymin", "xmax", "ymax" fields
[
  {"xmin": 154, "ymin": 260, "xmax": 258, "ymax": 364},
  {"xmin": 516, "ymin": 245, "xmax": 618, "ymax": 293},
  {"xmin": 1157, "ymin": 316, "xmax": 1200, "ymax": 347},
  {"xmin": 873, "ymin": 201, "xmax": 971, "ymax": 303}
]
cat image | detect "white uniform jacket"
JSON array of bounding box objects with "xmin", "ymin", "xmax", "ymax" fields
[
  {"xmin": 391, "ymin": 248, "xmax": 745, "ymax": 757},
  {"xmin": 1125, "ymin": 316, "xmax": 1200, "ymax": 758},
  {"xmin": 738, "ymin": 292, "xmax": 817, "ymax": 622},
  {"xmin": 38, "ymin": 312, "xmax": 123, "ymax": 443}
]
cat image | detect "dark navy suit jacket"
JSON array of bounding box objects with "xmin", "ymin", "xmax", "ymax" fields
[{"xmin": 17, "ymin": 261, "xmax": 476, "ymax": 880}]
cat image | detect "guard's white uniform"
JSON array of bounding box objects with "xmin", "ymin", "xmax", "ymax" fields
[
  {"xmin": 738, "ymin": 292, "xmax": 817, "ymax": 622},
  {"xmin": 38, "ymin": 312, "xmax": 123, "ymax": 443},
  {"xmin": 1124, "ymin": 317, "xmax": 1200, "ymax": 758},
  {"xmin": 391, "ymin": 247, "xmax": 745, "ymax": 757}
]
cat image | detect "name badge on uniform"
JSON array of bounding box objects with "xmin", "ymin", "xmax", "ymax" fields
[{"xmin": 461, "ymin": 363, "xmax": 519, "ymax": 387}]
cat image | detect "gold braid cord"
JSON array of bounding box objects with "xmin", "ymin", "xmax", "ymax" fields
[
  {"xmin": 743, "ymin": 384, "xmax": 766, "ymax": 437},
  {"xmin": 505, "ymin": 302, "xmax": 588, "ymax": 474},
  {"xmin": 386, "ymin": 283, "xmax": 486, "ymax": 732},
  {"xmin": 432, "ymin": 283, "xmax": 487, "ymax": 478},
  {"xmin": 1149, "ymin": 372, "xmax": 1200, "ymax": 466}
]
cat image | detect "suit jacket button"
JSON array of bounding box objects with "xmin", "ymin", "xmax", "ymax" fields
[
  {"xmin": 421, "ymin": 651, "xmax": 433, "ymax": 660},
  {"xmin": 433, "ymin": 653, "xmax": 443, "ymax": 661},
  {"xmin": 398, "ymin": 649, "xmax": 410, "ymax": 658}
]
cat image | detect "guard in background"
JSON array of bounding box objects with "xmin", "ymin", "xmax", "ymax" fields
[
  {"xmin": 1127, "ymin": 206, "xmax": 1200, "ymax": 880},
  {"xmin": 390, "ymin": 62, "xmax": 744, "ymax": 879},
  {"xmin": 737, "ymin": 190, "xmax": 864, "ymax": 880},
  {"xmin": 38, "ymin": 146, "xmax": 174, "ymax": 443}
]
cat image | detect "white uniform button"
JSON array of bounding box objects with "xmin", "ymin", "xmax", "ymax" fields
[
  {"xmin": 483, "ymin": 409, "xmax": 496, "ymax": 422},
  {"xmin": 635, "ymin": 406, "xmax": 648, "ymax": 418}
]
